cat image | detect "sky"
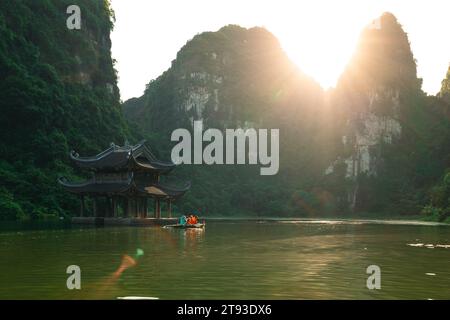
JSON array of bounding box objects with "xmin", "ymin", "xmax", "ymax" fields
[{"xmin": 110, "ymin": 0, "xmax": 450, "ymax": 101}]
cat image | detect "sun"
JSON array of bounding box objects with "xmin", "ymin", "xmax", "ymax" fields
[
  {"xmin": 268, "ymin": 3, "xmax": 367, "ymax": 90},
  {"xmin": 276, "ymin": 27, "xmax": 360, "ymax": 90}
]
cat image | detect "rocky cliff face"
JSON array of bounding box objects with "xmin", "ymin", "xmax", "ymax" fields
[
  {"xmin": 0, "ymin": 0, "xmax": 129, "ymax": 219},
  {"xmin": 325, "ymin": 13, "xmax": 424, "ymax": 211},
  {"xmin": 326, "ymin": 89, "xmax": 403, "ymax": 179},
  {"xmin": 124, "ymin": 25, "xmax": 323, "ymax": 135}
]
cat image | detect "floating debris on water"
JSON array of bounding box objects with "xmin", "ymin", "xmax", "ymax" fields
[
  {"xmin": 117, "ymin": 296, "xmax": 159, "ymax": 300},
  {"xmin": 407, "ymin": 243, "xmax": 424, "ymax": 247},
  {"xmin": 407, "ymin": 243, "xmax": 450, "ymax": 249},
  {"xmin": 425, "ymin": 273, "xmax": 436, "ymax": 276}
]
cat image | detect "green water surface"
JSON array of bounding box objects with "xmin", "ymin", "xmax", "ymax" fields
[{"xmin": 0, "ymin": 220, "xmax": 449, "ymax": 299}]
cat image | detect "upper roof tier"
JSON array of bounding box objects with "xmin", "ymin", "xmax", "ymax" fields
[
  {"xmin": 69, "ymin": 140, "xmax": 176, "ymax": 173},
  {"xmin": 58, "ymin": 175, "xmax": 191, "ymax": 199}
]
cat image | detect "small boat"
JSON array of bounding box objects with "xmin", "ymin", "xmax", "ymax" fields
[
  {"xmin": 117, "ymin": 296, "xmax": 159, "ymax": 300},
  {"xmin": 164, "ymin": 223, "xmax": 205, "ymax": 229}
]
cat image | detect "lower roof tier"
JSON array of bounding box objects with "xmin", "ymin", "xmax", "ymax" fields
[
  {"xmin": 69, "ymin": 140, "xmax": 176, "ymax": 174},
  {"xmin": 58, "ymin": 176, "xmax": 190, "ymax": 199}
]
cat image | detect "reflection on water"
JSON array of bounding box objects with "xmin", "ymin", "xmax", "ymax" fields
[{"xmin": 0, "ymin": 221, "xmax": 449, "ymax": 299}]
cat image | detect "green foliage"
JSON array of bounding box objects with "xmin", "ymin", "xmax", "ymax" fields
[
  {"xmin": 439, "ymin": 65, "xmax": 450, "ymax": 102},
  {"xmin": 422, "ymin": 171, "xmax": 450, "ymax": 222},
  {"xmin": 0, "ymin": 1, "xmax": 130, "ymax": 220},
  {"xmin": 0, "ymin": 187, "xmax": 25, "ymax": 220}
]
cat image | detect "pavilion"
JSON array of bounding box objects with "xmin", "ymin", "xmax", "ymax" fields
[{"xmin": 58, "ymin": 140, "xmax": 190, "ymax": 218}]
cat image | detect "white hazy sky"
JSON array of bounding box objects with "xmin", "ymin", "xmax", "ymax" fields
[{"xmin": 110, "ymin": 0, "xmax": 450, "ymax": 101}]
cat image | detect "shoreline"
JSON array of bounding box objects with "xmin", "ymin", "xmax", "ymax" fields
[
  {"xmin": 68, "ymin": 216, "xmax": 449, "ymax": 227},
  {"xmin": 1, "ymin": 216, "xmax": 448, "ymax": 230},
  {"xmin": 202, "ymin": 217, "xmax": 449, "ymax": 226}
]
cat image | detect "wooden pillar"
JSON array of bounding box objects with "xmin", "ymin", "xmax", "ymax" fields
[
  {"xmin": 135, "ymin": 198, "xmax": 139, "ymax": 218},
  {"xmin": 105, "ymin": 198, "xmax": 108, "ymax": 218},
  {"xmin": 111, "ymin": 197, "xmax": 116, "ymax": 218},
  {"xmin": 80, "ymin": 195, "xmax": 85, "ymax": 217},
  {"xmin": 167, "ymin": 200, "xmax": 172, "ymax": 218},
  {"xmin": 143, "ymin": 198, "xmax": 148, "ymax": 218},
  {"xmin": 110, "ymin": 197, "xmax": 114, "ymax": 217},
  {"xmin": 129, "ymin": 198, "xmax": 133, "ymax": 218},
  {"xmin": 156, "ymin": 198, "xmax": 161, "ymax": 219},
  {"xmin": 137, "ymin": 199, "xmax": 140, "ymax": 218},
  {"xmin": 131, "ymin": 198, "xmax": 135, "ymax": 218},
  {"xmin": 124, "ymin": 197, "xmax": 129, "ymax": 217},
  {"xmin": 136, "ymin": 199, "xmax": 139, "ymax": 219},
  {"xmin": 105, "ymin": 197, "xmax": 109, "ymax": 218},
  {"xmin": 93, "ymin": 197, "xmax": 98, "ymax": 217},
  {"xmin": 145, "ymin": 199, "xmax": 148, "ymax": 218},
  {"xmin": 155, "ymin": 198, "xmax": 161, "ymax": 219},
  {"xmin": 138, "ymin": 198, "xmax": 142, "ymax": 218},
  {"xmin": 153, "ymin": 198, "xmax": 157, "ymax": 218},
  {"xmin": 118, "ymin": 197, "xmax": 123, "ymax": 218}
]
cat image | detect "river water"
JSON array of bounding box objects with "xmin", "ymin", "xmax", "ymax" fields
[{"xmin": 0, "ymin": 220, "xmax": 449, "ymax": 299}]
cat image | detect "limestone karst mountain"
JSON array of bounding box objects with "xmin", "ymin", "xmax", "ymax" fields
[
  {"xmin": 124, "ymin": 14, "xmax": 450, "ymax": 217},
  {"xmin": 123, "ymin": 25, "xmax": 332, "ymax": 216},
  {"xmin": 123, "ymin": 25, "xmax": 323, "ymax": 135},
  {"xmin": 326, "ymin": 12, "xmax": 449, "ymax": 214}
]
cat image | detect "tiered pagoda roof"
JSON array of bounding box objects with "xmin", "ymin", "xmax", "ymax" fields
[
  {"xmin": 59, "ymin": 140, "xmax": 190, "ymax": 200},
  {"xmin": 69, "ymin": 140, "xmax": 176, "ymax": 173}
]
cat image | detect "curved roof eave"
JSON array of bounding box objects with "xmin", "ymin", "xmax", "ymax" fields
[
  {"xmin": 132, "ymin": 157, "xmax": 176, "ymax": 173},
  {"xmin": 70, "ymin": 149, "xmax": 132, "ymax": 170},
  {"xmin": 136, "ymin": 181, "xmax": 191, "ymax": 199},
  {"xmin": 57, "ymin": 177, "xmax": 133, "ymax": 194}
]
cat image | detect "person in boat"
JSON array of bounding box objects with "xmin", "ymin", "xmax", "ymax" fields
[
  {"xmin": 179, "ymin": 215, "xmax": 187, "ymax": 226},
  {"xmin": 186, "ymin": 214, "xmax": 198, "ymax": 225}
]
